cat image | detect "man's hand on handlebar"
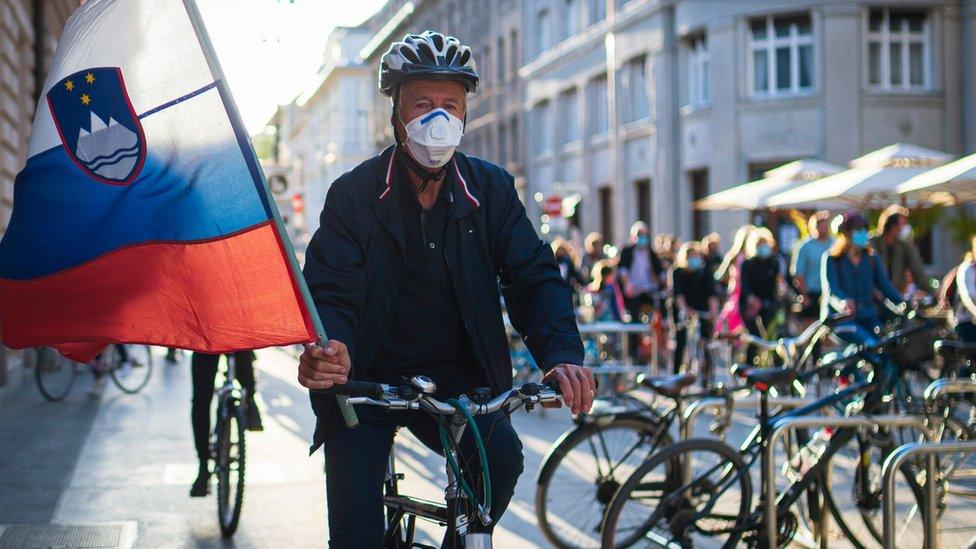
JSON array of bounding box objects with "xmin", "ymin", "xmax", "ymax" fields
[
  {"xmin": 298, "ymin": 340, "xmax": 350, "ymax": 390},
  {"xmin": 542, "ymin": 364, "xmax": 595, "ymax": 415}
]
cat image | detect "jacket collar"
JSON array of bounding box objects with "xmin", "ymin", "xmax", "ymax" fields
[{"xmin": 373, "ymin": 146, "xmax": 481, "ymax": 233}]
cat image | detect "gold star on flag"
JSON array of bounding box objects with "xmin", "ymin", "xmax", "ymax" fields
[
  {"xmin": 80, "ymin": 93, "xmax": 91, "ymax": 106},
  {"xmin": 85, "ymin": 72, "xmax": 95, "ymax": 84},
  {"xmin": 65, "ymin": 80, "xmax": 74, "ymax": 91}
]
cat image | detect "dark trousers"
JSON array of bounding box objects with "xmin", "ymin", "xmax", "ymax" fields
[
  {"xmin": 322, "ymin": 405, "xmax": 524, "ymax": 548},
  {"xmin": 744, "ymin": 302, "xmax": 778, "ymax": 366},
  {"xmin": 190, "ymin": 351, "xmax": 255, "ymax": 464},
  {"xmin": 625, "ymin": 291, "xmax": 660, "ymax": 360},
  {"xmin": 673, "ymin": 312, "xmax": 713, "ymax": 379},
  {"xmin": 957, "ymin": 322, "xmax": 976, "ymax": 343}
]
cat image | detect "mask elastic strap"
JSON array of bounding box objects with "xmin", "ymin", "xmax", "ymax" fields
[{"xmin": 397, "ymin": 147, "xmax": 448, "ymax": 191}]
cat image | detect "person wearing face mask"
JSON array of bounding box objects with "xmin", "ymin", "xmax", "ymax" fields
[
  {"xmin": 618, "ymin": 221, "xmax": 666, "ymax": 320},
  {"xmin": 869, "ymin": 204, "xmax": 931, "ymax": 298},
  {"xmin": 670, "ymin": 242, "xmax": 719, "ymax": 383},
  {"xmin": 824, "ymin": 211, "xmax": 906, "ymax": 351},
  {"xmin": 738, "ymin": 227, "xmax": 782, "ymax": 365},
  {"xmin": 297, "ymin": 31, "xmax": 592, "ymax": 548}
]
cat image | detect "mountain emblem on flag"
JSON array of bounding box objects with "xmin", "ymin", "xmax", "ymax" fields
[{"xmin": 46, "ymin": 67, "xmax": 146, "ymax": 185}]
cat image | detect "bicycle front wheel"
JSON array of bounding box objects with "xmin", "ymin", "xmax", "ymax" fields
[
  {"xmin": 34, "ymin": 348, "xmax": 78, "ymax": 401},
  {"xmin": 216, "ymin": 401, "xmax": 246, "ymax": 537},
  {"xmin": 536, "ymin": 415, "xmax": 670, "ymax": 549},
  {"xmin": 601, "ymin": 438, "xmax": 752, "ymax": 549},
  {"xmin": 108, "ymin": 345, "xmax": 153, "ymax": 394}
]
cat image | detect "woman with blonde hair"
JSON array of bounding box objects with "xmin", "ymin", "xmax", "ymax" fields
[
  {"xmin": 738, "ymin": 226, "xmax": 782, "ymax": 365},
  {"xmin": 714, "ymin": 225, "xmax": 753, "ymax": 335},
  {"xmin": 551, "ymin": 237, "xmax": 586, "ymax": 290}
]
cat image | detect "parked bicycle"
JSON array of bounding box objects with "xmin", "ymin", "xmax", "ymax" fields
[
  {"xmin": 34, "ymin": 344, "xmax": 153, "ymax": 401},
  {"xmin": 599, "ymin": 319, "xmax": 934, "ymax": 548}
]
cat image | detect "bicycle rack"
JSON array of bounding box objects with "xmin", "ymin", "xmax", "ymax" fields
[
  {"xmin": 882, "ymin": 440, "xmax": 976, "ymax": 549},
  {"xmin": 923, "ymin": 378, "xmax": 976, "ymax": 403},
  {"xmin": 764, "ymin": 415, "xmax": 933, "ymax": 548},
  {"xmin": 680, "ymin": 395, "xmax": 814, "ymax": 440}
]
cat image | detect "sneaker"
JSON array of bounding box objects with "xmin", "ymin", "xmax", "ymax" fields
[
  {"xmin": 190, "ymin": 465, "xmax": 210, "ymax": 497},
  {"xmin": 245, "ymin": 400, "xmax": 264, "ymax": 432}
]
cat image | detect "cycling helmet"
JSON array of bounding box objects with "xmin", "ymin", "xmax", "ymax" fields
[
  {"xmin": 835, "ymin": 210, "xmax": 868, "ymax": 233},
  {"xmin": 379, "ymin": 31, "xmax": 479, "ymax": 97}
]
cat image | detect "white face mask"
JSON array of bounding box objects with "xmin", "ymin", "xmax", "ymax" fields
[
  {"xmin": 900, "ymin": 224, "xmax": 912, "ymax": 240},
  {"xmin": 401, "ymin": 108, "xmax": 464, "ymax": 168}
]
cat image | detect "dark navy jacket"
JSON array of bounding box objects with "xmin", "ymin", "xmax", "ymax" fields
[{"xmin": 303, "ymin": 146, "xmax": 584, "ymax": 449}]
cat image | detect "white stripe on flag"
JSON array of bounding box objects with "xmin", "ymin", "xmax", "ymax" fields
[{"xmin": 28, "ymin": 0, "xmax": 213, "ymax": 158}]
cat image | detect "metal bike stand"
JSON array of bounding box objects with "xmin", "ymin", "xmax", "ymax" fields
[
  {"xmin": 764, "ymin": 415, "xmax": 933, "ymax": 548},
  {"xmin": 680, "ymin": 396, "xmax": 815, "ymax": 440},
  {"xmin": 578, "ymin": 322, "xmax": 653, "ymax": 372},
  {"xmin": 881, "ymin": 441, "xmax": 976, "ymax": 549},
  {"xmin": 924, "ymin": 378, "xmax": 976, "ymax": 403}
]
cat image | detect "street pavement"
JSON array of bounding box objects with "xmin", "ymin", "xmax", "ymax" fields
[{"xmin": 2, "ymin": 347, "xmax": 975, "ymax": 548}]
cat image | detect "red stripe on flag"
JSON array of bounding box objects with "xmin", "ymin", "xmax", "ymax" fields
[{"xmin": 0, "ymin": 222, "xmax": 315, "ymax": 362}]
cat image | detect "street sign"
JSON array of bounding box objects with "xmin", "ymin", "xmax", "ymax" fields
[{"xmin": 544, "ymin": 195, "xmax": 562, "ymax": 216}]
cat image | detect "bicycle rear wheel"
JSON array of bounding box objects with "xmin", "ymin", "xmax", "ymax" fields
[
  {"xmin": 216, "ymin": 400, "xmax": 246, "ymax": 537},
  {"xmin": 34, "ymin": 348, "xmax": 78, "ymax": 401},
  {"xmin": 536, "ymin": 415, "xmax": 669, "ymax": 549},
  {"xmin": 822, "ymin": 428, "xmax": 927, "ymax": 548},
  {"xmin": 601, "ymin": 438, "xmax": 752, "ymax": 549},
  {"xmin": 108, "ymin": 345, "xmax": 153, "ymax": 393}
]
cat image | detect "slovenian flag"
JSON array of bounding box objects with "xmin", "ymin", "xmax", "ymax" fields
[{"xmin": 0, "ymin": 0, "xmax": 319, "ymax": 362}]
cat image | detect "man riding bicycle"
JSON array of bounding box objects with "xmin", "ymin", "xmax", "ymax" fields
[{"xmin": 296, "ymin": 31, "xmax": 594, "ymax": 547}]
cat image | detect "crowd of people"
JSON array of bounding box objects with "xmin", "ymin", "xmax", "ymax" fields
[{"xmin": 549, "ymin": 205, "xmax": 976, "ymax": 376}]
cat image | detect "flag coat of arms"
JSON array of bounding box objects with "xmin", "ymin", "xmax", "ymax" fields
[{"xmin": 0, "ymin": 0, "xmax": 319, "ymax": 362}]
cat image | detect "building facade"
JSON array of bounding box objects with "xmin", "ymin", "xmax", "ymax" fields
[
  {"xmin": 273, "ymin": 26, "xmax": 375, "ymax": 240},
  {"xmin": 0, "ymin": 0, "xmax": 81, "ymax": 386},
  {"xmin": 316, "ymin": 0, "xmax": 976, "ymax": 270}
]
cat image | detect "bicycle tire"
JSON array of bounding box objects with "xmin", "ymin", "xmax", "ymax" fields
[
  {"xmin": 601, "ymin": 437, "xmax": 752, "ymax": 549},
  {"xmin": 535, "ymin": 415, "xmax": 670, "ymax": 549},
  {"xmin": 34, "ymin": 348, "xmax": 77, "ymax": 402},
  {"xmin": 108, "ymin": 345, "xmax": 153, "ymax": 394},
  {"xmin": 216, "ymin": 400, "xmax": 246, "ymax": 537},
  {"xmin": 821, "ymin": 428, "xmax": 927, "ymax": 548}
]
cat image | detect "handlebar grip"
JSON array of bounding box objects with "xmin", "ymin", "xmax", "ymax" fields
[{"xmin": 328, "ymin": 380, "xmax": 386, "ymax": 398}]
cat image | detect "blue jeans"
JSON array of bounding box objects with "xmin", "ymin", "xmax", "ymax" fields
[
  {"xmin": 322, "ymin": 404, "xmax": 524, "ymax": 548},
  {"xmin": 833, "ymin": 318, "xmax": 889, "ymax": 381}
]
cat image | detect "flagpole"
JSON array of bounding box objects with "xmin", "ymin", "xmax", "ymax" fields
[{"xmin": 181, "ymin": 0, "xmax": 358, "ymax": 428}]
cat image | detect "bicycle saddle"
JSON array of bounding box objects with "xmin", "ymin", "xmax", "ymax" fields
[
  {"xmin": 934, "ymin": 339, "xmax": 976, "ymax": 359},
  {"xmin": 730, "ymin": 364, "xmax": 796, "ymax": 391},
  {"xmin": 638, "ymin": 372, "xmax": 697, "ymax": 398}
]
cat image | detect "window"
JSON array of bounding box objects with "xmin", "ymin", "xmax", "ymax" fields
[
  {"xmin": 689, "ymin": 170, "xmax": 709, "ymax": 238},
  {"xmin": 687, "ymin": 34, "xmax": 709, "ymax": 107},
  {"xmin": 749, "ymin": 14, "xmax": 814, "ymax": 96},
  {"xmin": 510, "ymin": 30, "xmax": 519, "ymax": 78},
  {"xmin": 498, "ymin": 121, "xmax": 508, "ymax": 166},
  {"xmin": 634, "ymin": 179, "xmax": 650, "ymax": 225},
  {"xmin": 619, "ymin": 56, "xmax": 649, "ymax": 123},
  {"xmin": 558, "ymin": 88, "xmax": 579, "ymax": 144},
  {"xmin": 532, "ymin": 101, "xmax": 553, "ymax": 154},
  {"xmin": 536, "ymin": 8, "xmax": 552, "ymax": 58},
  {"xmin": 496, "ymin": 37, "xmax": 506, "ymax": 83},
  {"xmin": 587, "ymin": 74, "xmax": 609, "ymax": 136},
  {"xmin": 483, "ymin": 45, "xmax": 491, "ymax": 87},
  {"xmin": 599, "ymin": 186, "xmax": 614, "ymax": 245},
  {"xmin": 588, "ymin": 0, "xmax": 606, "ymax": 26},
  {"xmin": 510, "ymin": 115, "xmax": 520, "ymax": 166},
  {"xmin": 867, "ymin": 9, "xmax": 929, "ymax": 90},
  {"xmin": 562, "ymin": 0, "xmax": 581, "ymax": 41}
]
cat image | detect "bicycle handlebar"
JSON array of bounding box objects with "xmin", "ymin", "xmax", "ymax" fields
[{"xmin": 333, "ymin": 381, "xmax": 562, "ymax": 415}]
